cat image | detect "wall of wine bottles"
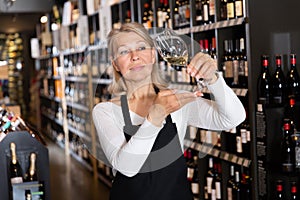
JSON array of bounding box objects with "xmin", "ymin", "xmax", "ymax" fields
[{"xmin": 30, "ymin": 0, "xmax": 300, "ymax": 199}]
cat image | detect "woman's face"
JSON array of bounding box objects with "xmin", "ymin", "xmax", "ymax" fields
[{"xmin": 112, "ymin": 32, "xmax": 155, "ymax": 82}]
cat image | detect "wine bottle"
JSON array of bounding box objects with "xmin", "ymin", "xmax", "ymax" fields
[
  {"xmin": 257, "ymin": 55, "xmax": 272, "ymax": 104},
  {"xmin": 157, "ymin": 0, "xmax": 165, "ymax": 28},
  {"xmin": 238, "ymin": 38, "xmax": 248, "ymax": 88},
  {"xmin": 9, "ymin": 142, "xmax": 23, "ymax": 185},
  {"xmin": 227, "ymin": 165, "xmax": 235, "ymax": 200},
  {"xmin": 272, "ymin": 55, "xmax": 286, "ymax": 105},
  {"xmin": 142, "ymin": 2, "xmax": 153, "ymax": 29},
  {"xmin": 190, "ymin": 156, "xmax": 200, "ymax": 198},
  {"xmin": 281, "ymin": 120, "xmax": 295, "ymax": 173},
  {"xmin": 286, "ymin": 54, "xmax": 300, "ymax": 100},
  {"xmin": 25, "ymin": 189, "xmax": 32, "ymax": 200},
  {"xmin": 24, "ymin": 153, "xmax": 38, "ymax": 182},
  {"xmin": 209, "ymin": 0, "xmax": 215, "ymax": 23},
  {"xmin": 220, "ymin": 0, "xmax": 228, "ymax": 20},
  {"xmin": 214, "ymin": 162, "xmax": 222, "ymax": 200},
  {"xmin": 284, "ymin": 97, "xmax": 296, "ymax": 128},
  {"xmin": 210, "ymin": 37, "xmax": 217, "ymax": 60},
  {"xmin": 232, "ymin": 171, "xmax": 241, "ymax": 200},
  {"xmin": 195, "ymin": 0, "xmax": 203, "ymax": 25},
  {"xmin": 173, "ymin": 0, "xmax": 180, "ymax": 28},
  {"xmin": 202, "ymin": 0, "xmax": 210, "ymax": 25},
  {"xmin": 205, "ymin": 157, "xmax": 214, "ymax": 199},
  {"xmin": 232, "ymin": 39, "xmax": 240, "ymax": 87},
  {"xmin": 223, "ymin": 40, "xmax": 234, "ymax": 86},
  {"xmin": 275, "ymin": 180, "xmax": 284, "ymax": 199},
  {"xmin": 291, "ymin": 181, "xmax": 299, "ymax": 200},
  {"xmin": 241, "ymin": 172, "xmax": 251, "ymax": 200}
]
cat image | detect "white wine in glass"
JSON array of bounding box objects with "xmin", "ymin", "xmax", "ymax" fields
[{"xmin": 153, "ymin": 29, "xmax": 207, "ymax": 90}]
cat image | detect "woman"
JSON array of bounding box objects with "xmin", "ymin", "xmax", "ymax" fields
[{"xmin": 92, "ymin": 22, "xmax": 246, "ymax": 200}]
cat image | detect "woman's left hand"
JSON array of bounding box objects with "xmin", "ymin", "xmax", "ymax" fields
[{"xmin": 187, "ymin": 52, "xmax": 218, "ymax": 85}]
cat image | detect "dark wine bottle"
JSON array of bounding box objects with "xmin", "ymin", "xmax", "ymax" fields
[
  {"xmin": 220, "ymin": 0, "xmax": 228, "ymax": 20},
  {"xmin": 24, "ymin": 152, "xmax": 38, "ymax": 182},
  {"xmin": 232, "ymin": 171, "xmax": 241, "ymax": 200},
  {"xmin": 287, "ymin": 54, "xmax": 300, "ymax": 100},
  {"xmin": 275, "ymin": 180, "xmax": 284, "ymax": 200},
  {"xmin": 9, "ymin": 142, "xmax": 23, "ymax": 185},
  {"xmin": 257, "ymin": 55, "xmax": 272, "ymax": 104},
  {"xmin": 25, "ymin": 189, "xmax": 32, "ymax": 200},
  {"xmin": 202, "ymin": 0, "xmax": 210, "ymax": 25},
  {"xmin": 238, "ymin": 38, "xmax": 248, "ymax": 88},
  {"xmin": 291, "ymin": 181, "xmax": 299, "ymax": 200},
  {"xmin": 272, "ymin": 55, "xmax": 286, "ymax": 105},
  {"xmin": 241, "ymin": 172, "xmax": 252, "ymax": 200},
  {"xmin": 227, "ymin": 165, "xmax": 235, "ymax": 200},
  {"xmin": 205, "ymin": 157, "xmax": 214, "ymax": 199},
  {"xmin": 281, "ymin": 120, "xmax": 295, "ymax": 173},
  {"xmin": 190, "ymin": 156, "xmax": 200, "ymax": 198}
]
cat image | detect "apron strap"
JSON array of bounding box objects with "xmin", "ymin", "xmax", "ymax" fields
[{"xmin": 121, "ymin": 95, "xmax": 140, "ymax": 141}]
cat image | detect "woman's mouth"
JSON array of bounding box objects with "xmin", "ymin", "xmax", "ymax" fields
[{"xmin": 130, "ymin": 65, "xmax": 144, "ymax": 71}]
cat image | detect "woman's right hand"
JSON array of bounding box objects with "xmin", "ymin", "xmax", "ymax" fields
[{"xmin": 147, "ymin": 90, "xmax": 197, "ymax": 127}]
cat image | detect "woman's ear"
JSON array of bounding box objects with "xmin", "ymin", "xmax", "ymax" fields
[
  {"xmin": 112, "ymin": 59, "xmax": 120, "ymax": 72},
  {"xmin": 151, "ymin": 48, "xmax": 156, "ymax": 64}
]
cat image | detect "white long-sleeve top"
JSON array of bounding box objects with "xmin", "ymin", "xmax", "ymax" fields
[{"xmin": 92, "ymin": 76, "xmax": 246, "ymax": 177}]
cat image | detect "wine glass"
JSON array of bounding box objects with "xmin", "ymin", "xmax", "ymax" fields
[{"xmin": 153, "ymin": 29, "xmax": 207, "ymax": 91}]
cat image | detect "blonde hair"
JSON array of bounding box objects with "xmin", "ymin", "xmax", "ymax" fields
[{"xmin": 107, "ymin": 22, "xmax": 168, "ymax": 95}]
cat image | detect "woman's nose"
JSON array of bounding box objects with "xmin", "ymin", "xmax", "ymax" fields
[{"xmin": 130, "ymin": 50, "xmax": 140, "ymax": 61}]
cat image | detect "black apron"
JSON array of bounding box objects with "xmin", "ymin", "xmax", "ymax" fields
[{"xmin": 109, "ymin": 94, "xmax": 193, "ymax": 200}]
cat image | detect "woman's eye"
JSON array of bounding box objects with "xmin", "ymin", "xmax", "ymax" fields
[
  {"xmin": 137, "ymin": 46, "xmax": 147, "ymax": 51},
  {"xmin": 119, "ymin": 50, "xmax": 130, "ymax": 55}
]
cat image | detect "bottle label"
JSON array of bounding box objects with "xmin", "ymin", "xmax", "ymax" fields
[
  {"xmin": 187, "ymin": 167, "xmax": 194, "ymax": 179},
  {"xmin": 225, "ymin": 61, "xmax": 233, "ymax": 78},
  {"xmin": 11, "ymin": 177, "xmax": 23, "ymax": 184},
  {"xmin": 206, "ymin": 177, "xmax": 213, "ymax": 193},
  {"xmin": 295, "ymin": 146, "xmax": 300, "ymax": 168},
  {"xmin": 227, "ymin": 3, "xmax": 234, "ymax": 18},
  {"xmin": 191, "ymin": 182, "xmax": 199, "ymax": 194},
  {"xmin": 235, "ymin": 1, "xmax": 243, "ymax": 17},
  {"xmin": 203, "ymin": 4, "xmax": 209, "ymax": 21},
  {"xmin": 227, "ymin": 187, "xmax": 233, "ymax": 200},
  {"xmin": 215, "ymin": 181, "xmax": 222, "ymax": 199}
]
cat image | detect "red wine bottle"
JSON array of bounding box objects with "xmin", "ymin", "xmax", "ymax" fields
[
  {"xmin": 227, "ymin": 165, "xmax": 235, "ymax": 200},
  {"xmin": 257, "ymin": 55, "xmax": 272, "ymax": 104},
  {"xmin": 272, "ymin": 55, "xmax": 286, "ymax": 105},
  {"xmin": 287, "ymin": 54, "xmax": 300, "ymax": 100},
  {"xmin": 275, "ymin": 180, "xmax": 284, "ymax": 200},
  {"xmin": 291, "ymin": 181, "xmax": 299, "ymax": 200},
  {"xmin": 281, "ymin": 120, "xmax": 295, "ymax": 173}
]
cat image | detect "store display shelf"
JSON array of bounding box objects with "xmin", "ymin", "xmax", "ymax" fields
[
  {"xmin": 92, "ymin": 78, "xmax": 112, "ymax": 85},
  {"xmin": 65, "ymin": 76, "xmax": 88, "ymax": 82},
  {"xmin": 184, "ymin": 139, "xmax": 251, "ymax": 168},
  {"xmin": 175, "ymin": 17, "xmax": 247, "ymax": 35},
  {"xmin": 67, "ymin": 125, "xmax": 91, "ymax": 142},
  {"xmin": 66, "ymin": 101, "xmax": 89, "ymax": 112}
]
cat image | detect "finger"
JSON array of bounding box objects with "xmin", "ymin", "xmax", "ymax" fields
[{"xmin": 175, "ymin": 92, "xmax": 197, "ymax": 105}]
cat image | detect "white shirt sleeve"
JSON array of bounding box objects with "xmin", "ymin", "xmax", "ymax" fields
[
  {"xmin": 185, "ymin": 75, "xmax": 246, "ymax": 130},
  {"xmin": 92, "ymin": 103, "xmax": 163, "ymax": 177}
]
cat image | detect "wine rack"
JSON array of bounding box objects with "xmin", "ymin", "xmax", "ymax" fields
[
  {"xmin": 30, "ymin": 0, "xmax": 300, "ymax": 199},
  {"xmin": 0, "ymin": 131, "xmax": 50, "ymax": 200}
]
